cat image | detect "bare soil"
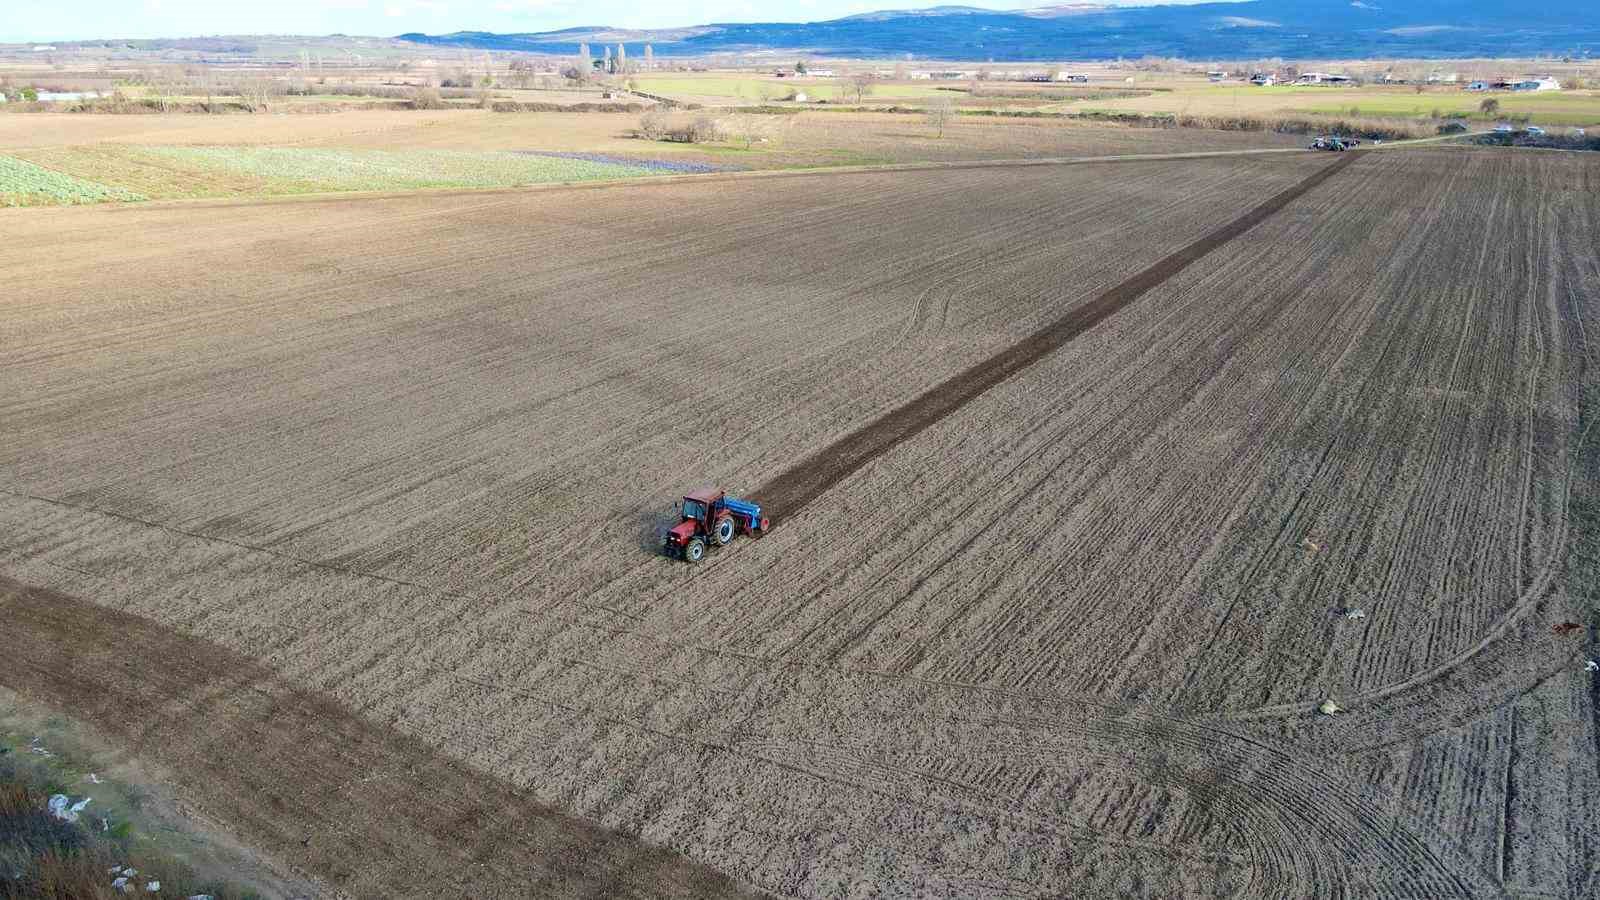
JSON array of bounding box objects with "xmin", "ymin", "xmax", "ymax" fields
[
  {"xmin": 2, "ymin": 146, "xmax": 1597, "ymax": 898},
  {"xmin": 1, "ymin": 577, "xmax": 761, "ymax": 900}
]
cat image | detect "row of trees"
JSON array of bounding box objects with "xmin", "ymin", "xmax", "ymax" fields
[{"xmin": 566, "ymin": 42, "xmax": 656, "ymax": 83}]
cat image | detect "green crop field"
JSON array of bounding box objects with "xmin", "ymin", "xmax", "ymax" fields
[
  {"xmin": 139, "ymin": 147, "xmax": 660, "ymax": 192},
  {"xmin": 1297, "ymin": 91, "xmax": 1600, "ymax": 126},
  {"xmin": 0, "ymin": 155, "xmax": 145, "ymax": 207}
]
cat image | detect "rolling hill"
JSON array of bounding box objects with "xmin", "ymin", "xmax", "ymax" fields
[{"xmin": 399, "ymin": 0, "xmax": 1600, "ymax": 60}]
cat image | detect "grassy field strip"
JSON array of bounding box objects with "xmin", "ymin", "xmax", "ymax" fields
[
  {"xmin": 0, "ymin": 144, "xmax": 1324, "ymax": 211},
  {"xmin": 0, "ymin": 154, "xmax": 145, "ymax": 206},
  {"xmin": 140, "ymin": 146, "xmax": 661, "ymax": 191}
]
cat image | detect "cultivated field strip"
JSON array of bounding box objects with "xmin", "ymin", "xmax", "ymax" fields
[
  {"xmin": 3, "ymin": 148, "xmax": 1597, "ymax": 897},
  {"xmin": 751, "ymin": 154, "xmax": 1355, "ymax": 517}
]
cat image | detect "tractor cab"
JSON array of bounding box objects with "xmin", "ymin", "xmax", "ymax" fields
[{"xmin": 663, "ymin": 488, "xmax": 770, "ymax": 562}]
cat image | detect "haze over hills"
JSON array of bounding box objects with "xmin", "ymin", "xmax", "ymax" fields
[{"xmin": 400, "ymin": 0, "xmax": 1600, "ymax": 60}]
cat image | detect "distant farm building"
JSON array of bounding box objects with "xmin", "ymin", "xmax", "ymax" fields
[
  {"xmin": 1294, "ymin": 73, "xmax": 1353, "ymax": 85},
  {"xmin": 1250, "ymin": 73, "xmax": 1277, "ymax": 86},
  {"xmin": 808, "ymin": 69, "xmax": 836, "ymax": 78},
  {"xmin": 1207, "ymin": 70, "xmax": 1230, "ymax": 81},
  {"xmin": 1511, "ymin": 75, "xmax": 1561, "ymax": 92},
  {"xmin": 1426, "ymin": 71, "xmax": 1459, "ymax": 84}
]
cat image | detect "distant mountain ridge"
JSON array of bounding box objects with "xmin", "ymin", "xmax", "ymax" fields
[{"xmin": 399, "ymin": 0, "xmax": 1600, "ymax": 60}]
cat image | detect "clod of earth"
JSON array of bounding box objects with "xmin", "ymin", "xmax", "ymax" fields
[{"xmin": 1318, "ymin": 700, "xmax": 1344, "ymax": 716}]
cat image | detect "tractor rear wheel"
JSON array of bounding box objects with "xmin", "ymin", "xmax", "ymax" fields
[
  {"xmin": 713, "ymin": 516, "xmax": 736, "ymax": 545},
  {"xmin": 684, "ymin": 537, "xmax": 707, "ymax": 563}
]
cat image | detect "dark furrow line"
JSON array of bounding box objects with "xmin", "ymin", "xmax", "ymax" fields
[{"xmin": 752, "ymin": 153, "xmax": 1360, "ymax": 519}]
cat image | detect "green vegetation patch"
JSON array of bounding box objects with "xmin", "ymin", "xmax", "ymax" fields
[
  {"xmin": 1296, "ymin": 93, "xmax": 1600, "ymax": 126},
  {"xmin": 0, "ymin": 155, "xmax": 146, "ymax": 207},
  {"xmin": 139, "ymin": 146, "xmax": 660, "ymax": 192}
]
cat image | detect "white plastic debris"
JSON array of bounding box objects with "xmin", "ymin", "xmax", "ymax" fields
[
  {"xmin": 86, "ymin": 773, "xmax": 103, "ymax": 784},
  {"xmin": 109, "ymin": 865, "xmax": 124, "ymax": 875},
  {"xmin": 1345, "ymin": 608, "xmax": 1366, "ymax": 620},
  {"xmin": 188, "ymin": 894, "xmax": 216, "ymax": 900},
  {"xmin": 145, "ymin": 880, "xmax": 161, "ymax": 892},
  {"xmin": 1318, "ymin": 699, "xmax": 1343, "ymax": 716},
  {"xmin": 112, "ymin": 876, "xmax": 131, "ymax": 893},
  {"xmin": 47, "ymin": 795, "xmax": 92, "ymax": 822},
  {"xmin": 1587, "ymin": 659, "xmax": 1599, "ymax": 672}
]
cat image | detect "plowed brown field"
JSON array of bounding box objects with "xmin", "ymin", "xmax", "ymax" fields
[{"xmin": 3, "ymin": 147, "xmax": 1597, "ymax": 898}]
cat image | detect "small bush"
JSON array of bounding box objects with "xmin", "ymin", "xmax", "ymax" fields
[
  {"xmin": 410, "ymin": 86, "xmax": 446, "ymax": 110},
  {"xmin": 638, "ymin": 106, "xmax": 669, "ymax": 139},
  {"xmin": 688, "ymin": 115, "xmax": 725, "ymax": 143}
]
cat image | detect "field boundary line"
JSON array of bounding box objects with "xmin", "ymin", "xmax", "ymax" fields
[{"xmin": 751, "ymin": 152, "xmax": 1360, "ymax": 521}]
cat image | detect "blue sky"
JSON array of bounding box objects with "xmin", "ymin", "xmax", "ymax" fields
[{"xmin": 6, "ymin": 0, "xmax": 1232, "ymax": 43}]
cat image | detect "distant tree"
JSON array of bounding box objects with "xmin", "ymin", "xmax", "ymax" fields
[
  {"xmin": 603, "ymin": 45, "xmax": 612, "ymax": 74},
  {"xmin": 617, "ymin": 44, "xmax": 627, "ymax": 74},
  {"xmin": 925, "ymin": 95, "xmax": 955, "ymax": 137},
  {"xmin": 848, "ymin": 72, "xmax": 874, "ymax": 103},
  {"xmin": 893, "ymin": 62, "xmax": 907, "ymax": 80},
  {"xmin": 638, "ymin": 105, "xmax": 670, "ymax": 139},
  {"xmin": 411, "ymin": 86, "xmax": 446, "ymax": 109},
  {"xmin": 976, "ymin": 66, "xmax": 992, "ymax": 81},
  {"xmin": 730, "ymin": 112, "xmax": 766, "ymax": 149},
  {"xmin": 1479, "ymin": 97, "xmax": 1500, "ymax": 116},
  {"xmin": 235, "ymin": 77, "xmax": 283, "ymax": 112},
  {"xmin": 644, "ymin": 44, "xmax": 654, "ymax": 71},
  {"xmin": 794, "ymin": 59, "xmax": 808, "ymax": 75}
]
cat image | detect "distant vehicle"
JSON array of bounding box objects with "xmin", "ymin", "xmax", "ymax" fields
[
  {"xmin": 663, "ymin": 488, "xmax": 770, "ymax": 562},
  {"xmin": 1437, "ymin": 121, "xmax": 1470, "ymax": 134},
  {"xmin": 1493, "ymin": 123, "xmax": 1516, "ymax": 133},
  {"xmin": 1577, "ymin": 128, "xmax": 1587, "ymax": 138},
  {"xmin": 1309, "ymin": 136, "xmax": 1349, "ymax": 151},
  {"xmin": 1525, "ymin": 125, "xmax": 1546, "ymax": 136}
]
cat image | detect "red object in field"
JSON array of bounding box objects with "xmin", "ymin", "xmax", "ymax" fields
[
  {"xmin": 662, "ymin": 488, "xmax": 770, "ymax": 563},
  {"xmin": 1553, "ymin": 622, "xmax": 1582, "ymax": 636}
]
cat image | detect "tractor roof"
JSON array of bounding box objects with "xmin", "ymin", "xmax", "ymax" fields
[{"xmin": 684, "ymin": 487, "xmax": 723, "ymax": 503}]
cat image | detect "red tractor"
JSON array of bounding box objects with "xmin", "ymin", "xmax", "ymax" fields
[{"xmin": 663, "ymin": 489, "xmax": 770, "ymax": 562}]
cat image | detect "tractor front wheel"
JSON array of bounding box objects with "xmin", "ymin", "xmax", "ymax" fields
[
  {"xmin": 713, "ymin": 516, "xmax": 736, "ymax": 546},
  {"xmin": 684, "ymin": 537, "xmax": 707, "ymax": 563}
]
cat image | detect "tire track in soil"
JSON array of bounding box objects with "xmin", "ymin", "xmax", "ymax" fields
[
  {"xmin": 750, "ymin": 153, "xmax": 1359, "ymax": 520},
  {"xmin": 0, "ymin": 575, "xmax": 763, "ymax": 900}
]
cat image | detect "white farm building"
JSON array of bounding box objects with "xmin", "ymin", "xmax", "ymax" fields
[{"xmin": 1511, "ymin": 76, "xmax": 1561, "ymax": 92}]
